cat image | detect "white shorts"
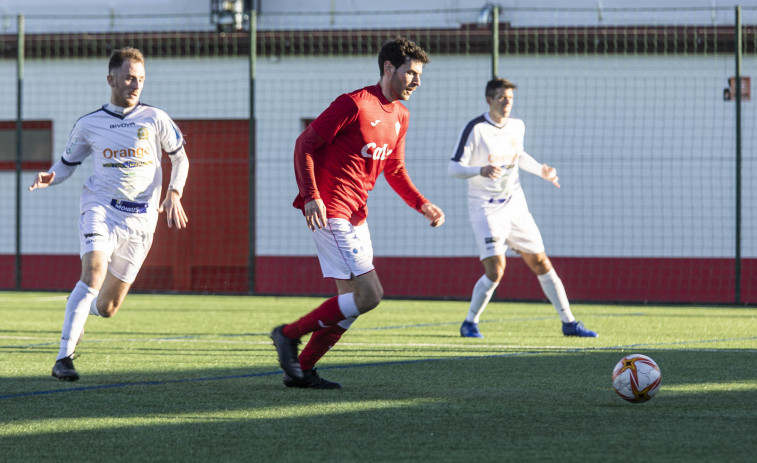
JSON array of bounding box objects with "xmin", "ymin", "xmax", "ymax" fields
[
  {"xmin": 79, "ymin": 207, "xmax": 154, "ymax": 284},
  {"xmin": 311, "ymin": 218, "xmax": 374, "ymax": 279},
  {"xmin": 468, "ymin": 189, "xmax": 545, "ymax": 260}
]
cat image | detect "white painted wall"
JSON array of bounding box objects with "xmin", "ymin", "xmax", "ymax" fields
[{"xmin": 2, "ymin": 51, "xmax": 754, "ymax": 259}]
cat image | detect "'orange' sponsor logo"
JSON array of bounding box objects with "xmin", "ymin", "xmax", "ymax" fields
[
  {"xmin": 487, "ymin": 152, "xmax": 517, "ymax": 167},
  {"xmin": 102, "ymin": 147, "xmax": 151, "ymax": 159}
]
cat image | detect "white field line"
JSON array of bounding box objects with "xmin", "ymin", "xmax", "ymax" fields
[
  {"xmin": 3, "ymin": 335, "xmax": 757, "ymax": 354},
  {"xmin": 27, "ymin": 296, "xmax": 68, "ymax": 302}
]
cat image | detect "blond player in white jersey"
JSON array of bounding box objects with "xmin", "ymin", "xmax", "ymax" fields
[
  {"xmin": 29, "ymin": 47, "xmax": 190, "ymax": 381},
  {"xmin": 449, "ymin": 77, "xmax": 597, "ymax": 339}
]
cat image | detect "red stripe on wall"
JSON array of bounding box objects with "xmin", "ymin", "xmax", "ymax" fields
[
  {"xmin": 0, "ymin": 255, "xmax": 14, "ymax": 287},
  {"xmin": 1, "ymin": 254, "xmax": 753, "ymax": 305},
  {"xmin": 255, "ymin": 255, "xmax": 748, "ymax": 304},
  {"xmin": 741, "ymin": 259, "xmax": 757, "ymax": 304},
  {"xmin": 0, "ymin": 254, "xmax": 80, "ymax": 290}
]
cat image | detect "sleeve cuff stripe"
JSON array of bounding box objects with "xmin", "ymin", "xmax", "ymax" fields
[{"xmin": 61, "ymin": 157, "xmax": 81, "ymax": 166}]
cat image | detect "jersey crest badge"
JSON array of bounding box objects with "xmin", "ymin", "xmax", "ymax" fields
[{"xmin": 137, "ymin": 127, "xmax": 149, "ymax": 140}]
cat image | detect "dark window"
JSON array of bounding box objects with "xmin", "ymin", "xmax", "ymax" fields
[{"xmin": 0, "ymin": 121, "xmax": 53, "ymax": 170}]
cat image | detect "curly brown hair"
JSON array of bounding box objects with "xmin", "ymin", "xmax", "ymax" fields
[{"xmin": 377, "ymin": 36, "xmax": 430, "ymax": 77}]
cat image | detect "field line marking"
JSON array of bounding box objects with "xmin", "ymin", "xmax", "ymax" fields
[
  {"xmin": 3, "ymin": 333, "xmax": 757, "ymax": 351},
  {"xmin": 0, "ymin": 312, "xmax": 646, "ymax": 349}
]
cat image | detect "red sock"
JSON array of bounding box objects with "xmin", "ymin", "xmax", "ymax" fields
[
  {"xmin": 299, "ymin": 324, "xmax": 348, "ymax": 371},
  {"xmin": 282, "ymin": 296, "xmax": 345, "ymax": 339}
]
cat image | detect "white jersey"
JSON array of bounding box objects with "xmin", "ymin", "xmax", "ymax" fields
[
  {"xmin": 62, "ymin": 103, "xmax": 185, "ymax": 231},
  {"xmin": 450, "ymin": 112, "xmax": 526, "ymax": 201}
]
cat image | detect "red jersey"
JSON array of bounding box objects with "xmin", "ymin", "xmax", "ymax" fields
[{"xmin": 293, "ymin": 84, "xmax": 428, "ymax": 225}]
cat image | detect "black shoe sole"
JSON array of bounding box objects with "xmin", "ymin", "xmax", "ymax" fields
[
  {"xmin": 283, "ymin": 378, "xmax": 342, "ymax": 390},
  {"xmin": 51, "ymin": 369, "xmax": 79, "ymax": 381},
  {"xmin": 283, "ymin": 370, "xmax": 342, "ymax": 389}
]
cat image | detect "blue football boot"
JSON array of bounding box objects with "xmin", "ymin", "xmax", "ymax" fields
[
  {"xmin": 460, "ymin": 320, "xmax": 484, "ymax": 338},
  {"xmin": 562, "ymin": 320, "xmax": 598, "ymax": 337}
]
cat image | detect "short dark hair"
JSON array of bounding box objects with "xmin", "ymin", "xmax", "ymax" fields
[
  {"xmin": 485, "ymin": 77, "xmax": 517, "ymax": 99},
  {"xmin": 378, "ymin": 36, "xmax": 430, "ymax": 76},
  {"xmin": 108, "ymin": 47, "xmax": 145, "ymax": 74}
]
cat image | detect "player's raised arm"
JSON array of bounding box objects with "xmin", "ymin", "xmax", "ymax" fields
[
  {"xmin": 31, "ymin": 118, "xmax": 94, "ymax": 193},
  {"xmin": 28, "ymin": 156, "xmax": 81, "ymax": 191},
  {"xmin": 518, "ymin": 151, "xmax": 560, "ymax": 188}
]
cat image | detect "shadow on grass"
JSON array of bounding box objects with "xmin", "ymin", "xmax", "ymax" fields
[{"xmin": 1, "ymin": 348, "xmax": 756, "ymax": 461}]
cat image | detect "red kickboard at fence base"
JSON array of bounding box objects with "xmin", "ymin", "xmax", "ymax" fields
[
  {"xmin": 1, "ymin": 254, "xmax": 753, "ymax": 305},
  {"xmin": 254, "ymin": 255, "xmax": 748, "ymax": 304}
]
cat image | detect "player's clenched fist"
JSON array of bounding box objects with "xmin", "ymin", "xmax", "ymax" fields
[
  {"xmin": 541, "ymin": 164, "xmax": 560, "ymax": 188},
  {"xmin": 421, "ymin": 202, "xmax": 445, "ymax": 227},
  {"xmin": 28, "ymin": 171, "xmax": 55, "ymax": 191}
]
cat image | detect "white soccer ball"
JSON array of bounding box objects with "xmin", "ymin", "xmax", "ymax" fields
[{"xmin": 611, "ymin": 354, "xmax": 662, "ymax": 403}]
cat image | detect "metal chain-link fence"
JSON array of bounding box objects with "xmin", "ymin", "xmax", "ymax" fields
[{"xmin": 1, "ymin": 6, "xmax": 755, "ymax": 304}]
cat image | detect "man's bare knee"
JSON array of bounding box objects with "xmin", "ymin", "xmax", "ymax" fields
[
  {"xmin": 355, "ymin": 287, "xmax": 383, "ymax": 313},
  {"xmin": 97, "ymin": 273, "xmax": 131, "ymax": 318},
  {"xmin": 97, "ymin": 300, "xmax": 120, "ymax": 318},
  {"xmin": 483, "ymin": 257, "xmax": 505, "ymax": 283},
  {"xmin": 485, "ymin": 267, "xmax": 504, "ymax": 283},
  {"xmin": 96, "ymin": 288, "xmax": 127, "ymax": 318},
  {"xmin": 524, "ymin": 252, "xmax": 553, "ymax": 275}
]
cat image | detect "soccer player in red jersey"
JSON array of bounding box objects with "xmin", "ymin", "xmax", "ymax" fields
[{"xmin": 271, "ymin": 36, "xmax": 445, "ymax": 389}]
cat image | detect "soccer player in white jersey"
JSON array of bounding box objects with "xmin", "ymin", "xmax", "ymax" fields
[
  {"xmin": 28, "ymin": 47, "xmax": 190, "ymax": 381},
  {"xmin": 449, "ymin": 77, "xmax": 597, "ymax": 338}
]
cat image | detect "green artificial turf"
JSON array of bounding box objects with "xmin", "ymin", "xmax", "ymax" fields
[{"xmin": 1, "ymin": 292, "xmax": 755, "ymax": 462}]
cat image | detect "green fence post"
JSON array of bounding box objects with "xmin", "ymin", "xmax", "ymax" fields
[
  {"xmin": 15, "ymin": 14, "xmax": 24, "ymax": 290},
  {"xmin": 492, "ymin": 5, "xmax": 499, "ymax": 79},
  {"xmin": 735, "ymin": 5, "xmax": 742, "ymax": 304},
  {"xmin": 248, "ymin": 9, "xmax": 257, "ymax": 294}
]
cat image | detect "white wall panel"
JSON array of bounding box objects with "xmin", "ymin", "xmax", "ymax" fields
[{"xmin": 2, "ymin": 52, "xmax": 754, "ymax": 259}]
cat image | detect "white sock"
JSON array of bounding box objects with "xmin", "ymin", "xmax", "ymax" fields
[
  {"xmin": 89, "ymin": 297, "xmax": 101, "ymax": 316},
  {"xmin": 537, "ymin": 269, "xmax": 575, "ymax": 323},
  {"xmin": 337, "ymin": 316, "xmax": 357, "ymax": 330},
  {"xmin": 337, "ymin": 293, "xmax": 360, "ymax": 318},
  {"xmin": 466, "ymin": 275, "xmax": 498, "ymax": 324},
  {"xmin": 57, "ymin": 281, "xmax": 99, "ymax": 360}
]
